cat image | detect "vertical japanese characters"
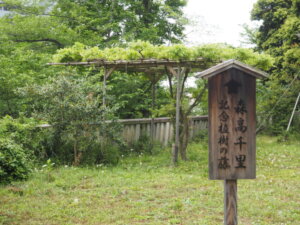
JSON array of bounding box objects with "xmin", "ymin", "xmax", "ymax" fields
[
  {"xmin": 234, "ymin": 99, "xmax": 247, "ymax": 168},
  {"xmin": 218, "ymin": 100, "xmax": 230, "ymax": 169},
  {"xmin": 217, "ymin": 98, "xmax": 248, "ymax": 170},
  {"xmin": 206, "ymin": 62, "xmax": 262, "ymax": 180}
]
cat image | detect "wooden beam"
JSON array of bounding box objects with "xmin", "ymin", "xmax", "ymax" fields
[
  {"xmin": 166, "ymin": 65, "xmax": 179, "ymax": 77},
  {"xmin": 48, "ymin": 58, "xmax": 206, "ymax": 67},
  {"xmin": 47, "ymin": 59, "xmax": 210, "ymax": 77}
]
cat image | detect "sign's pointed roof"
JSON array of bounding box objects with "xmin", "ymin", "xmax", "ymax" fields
[{"xmin": 196, "ymin": 59, "xmax": 268, "ymax": 79}]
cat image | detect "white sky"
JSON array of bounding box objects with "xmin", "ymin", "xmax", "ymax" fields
[{"xmin": 183, "ymin": 0, "xmax": 259, "ymax": 47}]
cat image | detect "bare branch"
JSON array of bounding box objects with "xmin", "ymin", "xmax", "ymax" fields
[
  {"xmin": 165, "ymin": 66, "xmax": 174, "ymax": 98},
  {"xmin": 14, "ymin": 38, "xmax": 64, "ymax": 48},
  {"xmin": 180, "ymin": 68, "xmax": 190, "ymax": 99},
  {"xmin": 186, "ymin": 82, "xmax": 208, "ymax": 115}
]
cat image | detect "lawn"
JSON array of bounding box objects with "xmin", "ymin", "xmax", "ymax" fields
[{"xmin": 0, "ymin": 136, "xmax": 299, "ymax": 225}]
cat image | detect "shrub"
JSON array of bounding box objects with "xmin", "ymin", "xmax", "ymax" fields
[
  {"xmin": 55, "ymin": 127, "xmax": 125, "ymax": 166},
  {"xmin": 0, "ymin": 115, "xmax": 48, "ymax": 160},
  {"xmin": 191, "ymin": 129, "xmax": 208, "ymax": 144},
  {"xmin": 0, "ymin": 138, "xmax": 32, "ymax": 184},
  {"xmin": 24, "ymin": 74, "xmax": 125, "ymax": 166},
  {"xmin": 127, "ymin": 134, "xmax": 162, "ymax": 156},
  {"xmin": 0, "ymin": 115, "xmax": 49, "ymax": 183}
]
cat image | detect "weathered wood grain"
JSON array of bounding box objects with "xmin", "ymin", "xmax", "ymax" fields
[
  {"xmin": 224, "ymin": 180, "xmax": 237, "ymax": 225},
  {"xmin": 38, "ymin": 116, "xmax": 208, "ymax": 146},
  {"xmin": 135, "ymin": 124, "xmax": 140, "ymax": 142},
  {"xmin": 208, "ymin": 68, "xmax": 256, "ymax": 180},
  {"xmin": 165, "ymin": 122, "xmax": 170, "ymax": 146},
  {"xmin": 161, "ymin": 124, "xmax": 165, "ymax": 143},
  {"xmin": 120, "ymin": 116, "xmax": 207, "ymax": 145}
]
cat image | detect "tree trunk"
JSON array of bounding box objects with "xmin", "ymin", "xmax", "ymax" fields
[
  {"xmin": 179, "ymin": 111, "xmax": 189, "ymax": 161},
  {"xmin": 73, "ymin": 129, "xmax": 82, "ymax": 166},
  {"xmin": 73, "ymin": 139, "xmax": 78, "ymax": 166}
]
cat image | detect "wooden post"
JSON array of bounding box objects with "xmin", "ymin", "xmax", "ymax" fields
[
  {"xmin": 286, "ymin": 92, "xmax": 300, "ymax": 131},
  {"xmin": 103, "ymin": 66, "xmax": 116, "ymax": 107},
  {"xmin": 151, "ymin": 75, "xmax": 156, "ymax": 141},
  {"xmin": 224, "ymin": 180, "xmax": 237, "ymax": 225},
  {"xmin": 173, "ymin": 71, "xmax": 180, "ymax": 164},
  {"xmin": 173, "ymin": 67, "xmax": 186, "ymax": 164},
  {"xmin": 103, "ymin": 70, "xmax": 107, "ymax": 107},
  {"xmin": 166, "ymin": 66, "xmax": 187, "ymax": 165}
]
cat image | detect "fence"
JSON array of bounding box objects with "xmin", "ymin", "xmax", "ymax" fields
[
  {"xmin": 120, "ymin": 115, "xmax": 208, "ymax": 146},
  {"xmin": 38, "ymin": 115, "xmax": 208, "ymax": 146}
]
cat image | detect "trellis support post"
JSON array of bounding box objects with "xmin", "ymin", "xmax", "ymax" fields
[
  {"xmin": 103, "ymin": 66, "xmax": 116, "ymax": 107},
  {"xmin": 151, "ymin": 74, "xmax": 156, "ymax": 141},
  {"xmin": 168, "ymin": 66, "xmax": 186, "ymax": 165}
]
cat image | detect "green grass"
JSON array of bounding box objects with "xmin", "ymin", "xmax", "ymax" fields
[{"xmin": 0, "ymin": 136, "xmax": 299, "ymax": 225}]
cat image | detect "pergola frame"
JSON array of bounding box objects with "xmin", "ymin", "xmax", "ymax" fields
[{"xmin": 48, "ymin": 58, "xmax": 211, "ymax": 164}]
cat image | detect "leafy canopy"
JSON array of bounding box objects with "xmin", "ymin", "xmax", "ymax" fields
[
  {"xmin": 0, "ymin": 0, "xmax": 188, "ymax": 117},
  {"xmin": 1, "ymin": 0, "xmax": 187, "ymax": 48},
  {"xmin": 251, "ymin": 0, "xmax": 300, "ymax": 131}
]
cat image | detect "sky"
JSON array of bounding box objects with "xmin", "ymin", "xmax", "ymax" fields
[{"xmin": 183, "ymin": 0, "xmax": 259, "ymax": 47}]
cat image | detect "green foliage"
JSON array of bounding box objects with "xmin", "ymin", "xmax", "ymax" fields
[
  {"xmin": 193, "ymin": 44, "xmax": 274, "ymax": 70},
  {"xmin": 0, "ymin": 138, "xmax": 32, "ymax": 184},
  {"xmin": 41, "ymin": 159, "xmax": 56, "ymax": 182},
  {"xmin": 106, "ymin": 71, "xmax": 169, "ymax": 119},
  {"xmin": 52, "ymin": 42, "xmax": 85, "ymax": 63},
  {"xmin": 52, "ymin": 42, "xmax": 273, "ymax": 148},
  {"xmin": 127, "ymin": 134, "xmax": 161, "ymax": 156},
  {"xmin": 0, "ymin": 0, "xmax": 187, "ymax": 119},
  {"xmin": 0, "ymin": 115, "xmax": 48, "ymax": 159},
  {"xmin": 191, "ymin": 129, "xmax": 208, "ymax": 145},
  {"xmin": 251, "ymin": 0, "xmax": 298, "ymax": 50},
  {"xmin": 159, "ymin": 44, "xmax": 194, "ymax": 60},
  {"xmin": 251, "ymin": 0, "xmax": 300, "ymax": 132},
  {"xmin": 22, "ymin": 72, "xmax": 124, "ymax": 165},
  {"xmin": 0, "ymin": 115, "xmax": 51, "ymax": 183},
  {"xmin": 128, "ymin": 40, "xmax": 156, "ymax": 58},
  {"xmin": 1, "ymin": 0, "xmax": 187, "ymax": 48},
  {"xmin": 0, "ymin": 42, "xmax": 58, "ymax": 116},
  {"xmin": 0, "ymin": 13, "xmax": 78, "ymax": 49}
]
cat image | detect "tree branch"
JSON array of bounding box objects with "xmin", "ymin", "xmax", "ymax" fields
[
  {"xmin": 186, "ymin": 82, "xmax": 208, "ymax": 115},
  {"xmin": 180, "ymin": 68, "xmax": 189, "ymax": 99},
  {"xmin": 165, "ymin": 66, "xmax": 174, "ymax": 98},
  {"xmin": 14, "ymin": 38, "xmax": 64, "ymax": 48},
  {"xmin": 1, "ymin": 3, "xmax": 76, "ymax": 21}
]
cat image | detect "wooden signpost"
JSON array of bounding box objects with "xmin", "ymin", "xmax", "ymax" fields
[{"xmin": 198, "ymin": 60, "xmax": 268, "ymax": 225}]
